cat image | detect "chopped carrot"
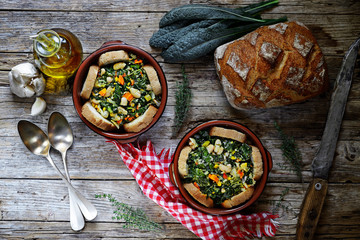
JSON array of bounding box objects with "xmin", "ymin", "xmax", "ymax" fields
[
  {"xmin": 123, "ymin": 92, "xmax": 134, "ymax": 101},
  {"xmin": 117, "ymin": 75, "xmax": 124, "ymax": 85},
  {"xmin": 117, "ymin": 119, "xmax": 123, "ymax": 124},
  {"xmin": 122, "ymin": 73, "xmax": 126, "ymax": 77},
  {"xmin": 223, "ymin": 173, "xmax": 228, "ymax": 179},
  {"xmin": 237, "ymin": 170, "xmax": 244, "ymax": 179},
  {"xmin": 130, "ymin": 79, "xmax": 135, "ymax": 85},
  {"xmin": 194, "ymin": 182, "xmax": 200, "ymax": 189},
  {"xmin": 134, "ymin": 59, "xmax": 142, "ymax": 64},
  {"xmin": 209, "ymin": 174, "xmax": 219, "ymax": 183},
  {"xmin": 99, "ymin": 88, "xmax": 106, "ymax": 96}
]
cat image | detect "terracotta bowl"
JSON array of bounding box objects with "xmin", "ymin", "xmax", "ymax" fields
[
  {"xmin": 169, "ymin": 120, "xmax": 272, "ymax": 215},
  {"xmin": 72, "ymin": 41, "xmax": 168, "ymax": 143}
]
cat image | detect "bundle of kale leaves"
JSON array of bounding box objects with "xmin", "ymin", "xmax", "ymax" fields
[{"xmin": 150, "ymin": 0, "xmax": 287, "ymax": 62}]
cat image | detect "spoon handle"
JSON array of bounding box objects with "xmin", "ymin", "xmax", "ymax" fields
[
  {"xmin": 69, "ymin": 189, "xmax": 85, "ymax": 231},
  {"xmin": 45, "ymin": 155, "xmax": 98, "ymax": 221},
  {"xmin": 61, "ymin": 151, "xmax": 85, "ymax": 231},
  {"xmin": 62, "ymin": 151, "xmax": 71, "ymax": 181}
]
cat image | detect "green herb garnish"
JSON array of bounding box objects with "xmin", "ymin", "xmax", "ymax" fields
[
  {"xmin": 274, "ymin": 122, "xmax": 303, "ymax": 182},
  {"xmin": 272, "ymin": 187, "xmax": 290, "ymax": 213},
  {"xmin": 172, "ymin": 64, "xmax": 191, "ymax": 137},
  {"xmin": 95, "ymin": 194, "xmax": 163, "ymax": 231}
]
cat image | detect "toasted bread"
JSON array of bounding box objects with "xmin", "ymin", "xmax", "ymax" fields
[
  {"xmin": 81, "ymin": 101, "xmax": 117, "ymax": 131},
  {"xmin": 98, "ymin": 50, "xmax": 130, "ymax": 66},
  {"xmin": 209, "ymin": 126, "xmax": 246, "ymax": 143},
  {"xmin": 251, "ymin": 146, "xmax": 263, "ymax": 180},
  {"xmin": 143, "ymin": 65, "xmax": 162, "ymax": 95},
  {"xmin": 123, "ymin": 105, "xmax": 158, "ymax": 132},
  {"xmin": 178, "ymin": 146, "xmax": 192, "ymax": 178},
  {"xmin": 80, "ymin": 65, "xmax": 99, "ymax": 99},
  {"xmin": 184, "ymin": 183, "xmax": 214, "ymax": 208},
  {"xmin": 221, "ymin": 187, "xmax": 254, "ymax": 208}
]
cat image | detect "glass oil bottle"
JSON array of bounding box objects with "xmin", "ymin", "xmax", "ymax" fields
[{"xmin": 32, "ymin": 28, "xmax": 83, "ymax": 93}]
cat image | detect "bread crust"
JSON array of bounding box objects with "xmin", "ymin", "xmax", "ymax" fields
[
  {"xmin": 81, "ymin": 101, "xmax": 117, "ymax": 131},
  {"xmin": 209, "ymin": 126, "xmax": 246, "ymax": 143},
  {"xmin": 143, "ymin": 65, "xmax": 162, "ymax": 95},
  {"xmin": 184, "ymin": 183, "xmax": 214, "ymax": 208},
  {"xmin": 80, "ymin": 65, "xmax": 99, "ymax": 99},
  {"xmin": 221, "ymin": 187, "xmax": 254, "ymax": 208},
  {"xmin": 98, "ymin": 50, "xmax": 130, "ymax": 66},
  {"xmin": 214, "ymin": 21, "xmax": 329, "ymax": 109},
  {"xmin": 251, "ymin": 145, "xmax": 263, "ymax": 180},
  {"xmin": 123, "ymin": 105, "xmax": 158, "ymax": 132},
  {"xmin": 178, "ymin": 146, "xmax": 192, "ymax": 178}
]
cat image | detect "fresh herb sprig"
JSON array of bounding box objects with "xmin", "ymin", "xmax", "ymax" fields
[
  {"xmin": 272, "ymin": 187, "xmax": 290, "ymax": 213},
  {"xmin": 172, "ymin": 64, "xmax": 192, "ymax": 137},
  {"xmin": 95, "ymin": 194, "xmax": 163, "ymax": 231},
  {"xmin": 274, "ymin": 122, "xmax": 303, "ymax": 182}
]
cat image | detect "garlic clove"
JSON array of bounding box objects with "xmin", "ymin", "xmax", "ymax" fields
[
  {"xmin": 31, "ymin": 97, "xmax": 47, "ymax": 116},
  {"xmin": 32, "ymin": 76, "xmax": 46, "ymax": 96}
]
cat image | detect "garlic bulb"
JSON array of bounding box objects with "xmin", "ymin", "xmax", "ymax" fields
[{"xmin": 9, "ymin": 63, "xmax": 45, "ymax": 98}]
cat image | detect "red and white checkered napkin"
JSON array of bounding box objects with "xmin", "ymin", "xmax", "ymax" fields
[{"xmin": 108, "ymin": 139, "xmax": 279, "ymax": 240}]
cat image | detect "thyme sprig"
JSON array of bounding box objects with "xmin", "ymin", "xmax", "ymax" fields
[
  {"xmin": 95, "ymin": 193, "xmax": 163, "ymax": 231},
  {"xmin": 172, "ymin": 64, "xmax": 192, "ymax": 137},
  {"xmin": 274, "ymin": 122, "xmax": 303, "ymax": 182},
  {"xmin": 272, "ymin": 187, "xmax": 290, "ymax": 213}
]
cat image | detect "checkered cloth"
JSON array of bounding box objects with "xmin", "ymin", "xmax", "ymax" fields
[{"xmin": 109, "ymin": 140, "xmax": 279, "ymax": 239}]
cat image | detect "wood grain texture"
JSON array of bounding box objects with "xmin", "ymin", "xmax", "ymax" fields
[
  {"xmin": 1, "ymin": 0, "xmax": 360, "ymax": 239},
  {"xmin": 296, "ymin": 178, "xmax": 329, "ymax": 240}
]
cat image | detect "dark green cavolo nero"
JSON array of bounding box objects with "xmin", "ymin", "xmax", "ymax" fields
[{"xmin": 150, "ymin": 0, "xmax": 287, "ymax": 62}]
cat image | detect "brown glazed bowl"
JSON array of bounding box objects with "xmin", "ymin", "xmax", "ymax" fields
[
  {"xmin": 72, "ymin": 41, "xmax": 167, "ymax": 143},
  {"xmin": 169, "ymin": 120, "xmax": 272, "ymax": 215}
]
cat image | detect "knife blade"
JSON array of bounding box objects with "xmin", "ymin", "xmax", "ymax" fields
[{"xmin": 296, "ymin": 37, "xmax": 360, "ymax": 240}]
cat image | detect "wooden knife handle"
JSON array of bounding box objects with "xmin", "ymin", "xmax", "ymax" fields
[{"xmin": 296, "ymin": 178, "xmax": 328, "ymax": 240}]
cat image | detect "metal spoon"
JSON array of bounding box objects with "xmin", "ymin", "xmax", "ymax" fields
[
  {"xmin": 47, "ymin": 112, "xmax": 85, "ymax": 231},
  {"xmin": 17, "ymin": 121, "xmax": 98, "ymax": 226}
]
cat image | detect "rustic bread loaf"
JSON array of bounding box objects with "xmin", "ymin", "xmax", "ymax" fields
[{"xmin": 214, "ymin": 21, "xmax": 328, "ymax": 109}]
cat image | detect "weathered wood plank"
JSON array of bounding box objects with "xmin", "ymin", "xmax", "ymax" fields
[
  {"xmin": 0, "ymin": 93, "xmax": 359, "ymax": 143},
  {"xmin": 1, "ymin": 0, "xmax": 360, "ymax": 15},
  {"xmin": 0, "ymin": 221, "xmax": 199, "ymax": 239},
  {"xmin": 0, "ymin": 11, "xmax": 359, "ymax": 57},
  {"xmin": 1, "ymin": 133, "xmax": 359, "ymax": 183},
  {"xmin": 0, "ymin": 181, "xmax": 359, "ymax": 238}
]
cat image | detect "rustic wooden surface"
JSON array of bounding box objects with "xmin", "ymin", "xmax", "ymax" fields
[{"xmin": 1, "ymin": 0, "xmax": 360, "ymax": 239}]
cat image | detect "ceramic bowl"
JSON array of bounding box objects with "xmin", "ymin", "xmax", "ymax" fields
[
  {"xmin": 72, "ymin": 41, "xmax": 167, "ymax": 143},
  {"xmin": 169, "ymin": 120, "xmax": 272, "ymax": 215}
]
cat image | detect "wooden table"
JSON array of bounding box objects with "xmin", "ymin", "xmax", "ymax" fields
[{"xmin": 1, "ymin": 0, "xmax": 360, "ymax": 239}]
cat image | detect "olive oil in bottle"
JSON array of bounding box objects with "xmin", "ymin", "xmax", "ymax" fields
[{"xmin": 32, "ymin": 28, "xmax": 83, "ymax": 93}]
